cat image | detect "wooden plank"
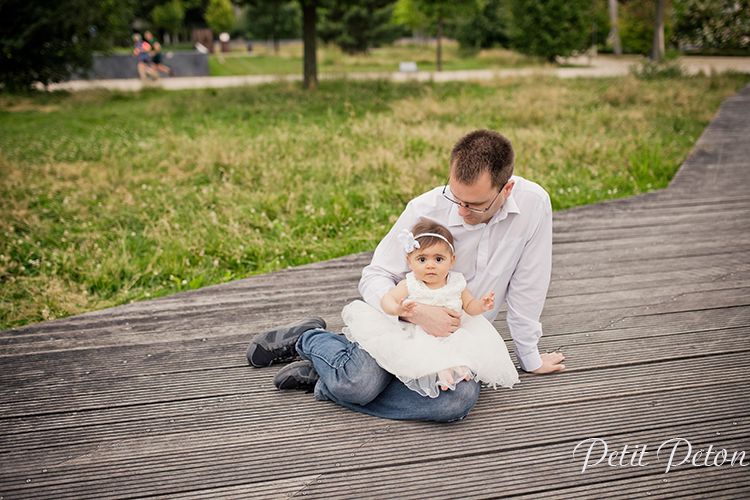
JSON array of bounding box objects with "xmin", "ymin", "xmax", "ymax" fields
[
  {"xmin": 2, "ymin": 272, "xmax": 747, "ymax": 358},
  {"xmin": 553, "ymin": 205, "xmax": 750, "ymax": 236},
  {"xmin": 3, "ymin": 374, "xmax": 747, "ymax": 466},
  {"xmin": 3, "ymin": 352, "xmax": 749, "ymax": 457},
  {"xmin": 3, "ymin": 316, "xmax": 749, "ymax": 421},
  {"xmin": 2, "ymin": 386, "xmax": 747, "ymax": 499},
  {"xmin": 1, "ymin": 83, "xmax": 748, "ymax": 500},
  {"xmin": 2, "ymin": 304, "xmax": 746, "ymax": 395}
]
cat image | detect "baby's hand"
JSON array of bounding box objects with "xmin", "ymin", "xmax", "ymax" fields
[
  {"xmin": 394, "ymin": 298, "xmax": 417, "ymax": 317},
  {"xmin": 481, "ymin": 291, "xmax": 495, "ymax": 311}
]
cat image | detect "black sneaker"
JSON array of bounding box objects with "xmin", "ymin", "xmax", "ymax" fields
[
  {"xmin": 246, "ymin": 316, "xmax": 326, "ymax": 367},
  {"xmin": 274, "ymin": 360, "xmax": 319, "ymax": 390}
]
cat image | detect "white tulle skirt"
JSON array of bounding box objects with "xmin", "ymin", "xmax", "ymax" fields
[{"xmin": 342, "ymin": 300, "xmax": 519, "ymax": 398}]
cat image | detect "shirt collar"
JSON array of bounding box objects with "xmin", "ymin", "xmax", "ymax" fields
[{"xmin": 447, "ymin": 189, "xmax": 521, "ymax": 230}]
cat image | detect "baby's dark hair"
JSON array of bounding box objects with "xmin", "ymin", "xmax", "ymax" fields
[{"xmin": 411, "ymin": 219, "xmax": 454, "ymax": 254}]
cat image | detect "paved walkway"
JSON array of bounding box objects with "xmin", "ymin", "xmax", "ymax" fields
[{"xmin": 45, "ymin": 55, "xmax": 750, "ymax": 92}]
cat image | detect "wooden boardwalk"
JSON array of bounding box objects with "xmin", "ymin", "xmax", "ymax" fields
[{"xmin": 2, "ymin": 85, "xmax": 749, "ymax": 499}]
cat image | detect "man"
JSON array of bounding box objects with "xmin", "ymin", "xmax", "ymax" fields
[
  {"xmin": 247, "ymin": 130, "xmax": 565, "ymax": 421},
  {"xmin": 144, "ymin": 30, "xmax": 176, "ymax": 77}
]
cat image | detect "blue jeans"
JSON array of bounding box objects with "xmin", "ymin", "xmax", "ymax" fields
[{"xmin": 295, "ymin": 329, "xmax": 480, "ymax": 422}]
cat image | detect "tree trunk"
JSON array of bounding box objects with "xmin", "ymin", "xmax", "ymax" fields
[
  {"xmin": 651, "ymin": 0, "xmax": 666, "ymax": 62},
  {"xmin": 301, "ymin": 0, "xmax": 318, "ymax": 89},
  {"xmin": 436, "ymin": 17, "xmax": 443, "ymax": 72},
  {"xmin": 608, "ymin": 0, "xmax": 622, "ymax": 56}
]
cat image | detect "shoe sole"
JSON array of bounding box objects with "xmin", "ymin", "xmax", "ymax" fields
[{"xmin": 274, "ymin": 361, "xmax": 319, "ymax": 390}]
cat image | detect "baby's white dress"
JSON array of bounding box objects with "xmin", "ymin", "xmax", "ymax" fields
[{"xmin": 342, "ymin": 271, "xmax": 519, "ymax": 398}]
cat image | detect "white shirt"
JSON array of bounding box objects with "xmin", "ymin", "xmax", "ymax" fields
[{"xmin": 359, "ymin": 175, "xmax": 552, "ymax": 372}]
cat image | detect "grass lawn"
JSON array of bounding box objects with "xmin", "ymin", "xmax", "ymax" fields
[
  {"xmin": 209, "ymin": 41, "xmax": 550, "ymax": 76},
  {"xmin": 1, "ymin": 71, "xmax": 748, "ymax": 329}
]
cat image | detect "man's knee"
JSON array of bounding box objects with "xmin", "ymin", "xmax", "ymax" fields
[
  {"xmin": 297, "ymin": 330, "xmax": 390, "ymax": 406},
  {"xmin": 435, "ymin": 381, "xmax": 480, "ymax": 422},
  {"xmin": 296, "ymin": 328, "xmax": 322, "ymax": 356},
  {"xmin": 325, "ymin": 363, "xmax": 388, "ymax": 406}
]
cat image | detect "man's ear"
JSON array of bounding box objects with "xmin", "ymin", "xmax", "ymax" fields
[{"xmin": 504, "ymin": 179, "xmax": 515, "ymax": 195}]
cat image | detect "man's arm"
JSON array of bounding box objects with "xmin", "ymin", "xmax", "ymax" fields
[
  {"xmin": 359, "ymin": 205, "xmax": 415, "ymax": 313},
  {"xmin": 505, "ymin": 193, "xmax": 563, "ymax": 373}
]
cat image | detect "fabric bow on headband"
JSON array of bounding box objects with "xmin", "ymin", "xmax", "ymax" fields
[
  {"xmin": 397, "ymin": 229, "xmax": 421, "ymax": 254},
  {"xmin": 396, "ymin": 229, "xmax": 455, "ymax": 254}
]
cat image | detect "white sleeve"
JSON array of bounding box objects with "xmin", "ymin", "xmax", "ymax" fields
[
  {"xmin": 359, "ymin": 203, "xmax": 420, "ymax": 313},
  {"xmin": 505, "ymin": 194, "xmax": 553, "ymax": 372}
]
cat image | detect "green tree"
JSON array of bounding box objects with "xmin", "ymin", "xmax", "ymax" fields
[
  {"xmin": 0, "ymin": 0, "xmax": 133, "ymax": 91},
  {"xmin": 205, "ymin": 0, "xmax": 236, "ymax": 33},
  {"xmin": 607, "ymin": 0, "xmax": 622, "ymax": 56},
  {"xmin": 244, "ymin": 1, "xmax": 301, "ymax": 52},
  {"xmin": 409, "ymin": 0, "xmax": 480, "ymax": 70},
  {"xmin": 652, "ymin": 0, "xmax": 666, "ymax": 61},
  {"xmin": 619, "ymin": 0, "xmax": 674, "ymax": 56},
  {"xmin": 300, "ymin": 0, "xmax": 318, "ymax": 88},
  {"xmin": 237, "ymin": 0, "xmax": 319, "ymax": 89},
  {"xmin": 510, "ymin": 0, "xmax": 593, "ymax": 62},
  {"xmin": 672, "ymin": 0, "xmax": 750, "ymax": 51},
  {"xmin": 152, "ymin": 0, "xmax": 186, "ymax": 38},
  {"xmin": 181, "ymin": 0, "xmax": 214, "ymax": 30},
  {"xmin": 592, "ymin": 0, "xmax": 611, "ymax": 52},
  {"xmin": 451, "ymin": 0, "xmax": 510, "ymax": 50},
  {"xmin": 319, "ymin": 0, "xmax": 403, "ymax": 54},
  {"xmin": 619, "ymin": 0, "xmax": 652, "ymax": 54},
  {"xmin": 393, "ymin": 0, "xmax": 427, "ymax": 29}
]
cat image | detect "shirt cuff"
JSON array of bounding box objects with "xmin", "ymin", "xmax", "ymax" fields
[{"xmin": 517, "ymin": 349, "xmax": 543, "ymax": 373}]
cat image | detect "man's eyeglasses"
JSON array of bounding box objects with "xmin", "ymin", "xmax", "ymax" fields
[{"xmin": 442, "ymin": 179, "xmax": 506, "ymax": 214}]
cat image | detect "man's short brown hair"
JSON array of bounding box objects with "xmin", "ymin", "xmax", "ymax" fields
[{"xmin": 450, "ymin": 130, "xmax": 515, "ymax": 189}]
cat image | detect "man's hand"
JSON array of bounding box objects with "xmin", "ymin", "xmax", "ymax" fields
[
  {"xmin": 402, "ymin": 303, "xmax": 462, "ymax": 338},
  {"xmin": 531, "ymin": 352, "xmax": 566, "ymax": 374}
]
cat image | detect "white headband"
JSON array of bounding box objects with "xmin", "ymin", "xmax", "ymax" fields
[{"xmin": 397, "ymin": 229, "xmax": 455, "ymax": 254}]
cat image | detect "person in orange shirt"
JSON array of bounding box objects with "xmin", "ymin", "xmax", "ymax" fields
[{"xmin": 132, "ymin": 33, "xmax": 156, "ymax": 81}]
